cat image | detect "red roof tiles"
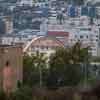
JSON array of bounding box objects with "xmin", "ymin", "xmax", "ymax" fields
[{"xmin": 47, "ymin": 31, "xmax": 69, "ymax": 37}]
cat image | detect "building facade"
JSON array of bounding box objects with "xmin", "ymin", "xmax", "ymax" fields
[{"xmin": 23, "ymin": 36, "xmax": 64, "ymax": 57}]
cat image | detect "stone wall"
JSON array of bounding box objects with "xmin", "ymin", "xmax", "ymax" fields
[{"xmin": 0, "ymin": 45, "xmax": 23, "ymax": 92}]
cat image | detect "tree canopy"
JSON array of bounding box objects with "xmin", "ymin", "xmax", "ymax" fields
[
  {"xmin": 23, "ymin": 42, "xmax": 90, "ymax": 89},
  {"xmin": 23, "ymin": 51, "xmax": 48, "ymax": 87},
  {"xmin": 46, "ymin": 42, "xmax": 90, "ymax": 88}
]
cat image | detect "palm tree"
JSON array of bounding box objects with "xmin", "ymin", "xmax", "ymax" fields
[
  {"xmin": 47, "ymin": 42, "xmax": 90, "ymax": 87},
  {"xmin": 70, "ymin": 42, "xmax": 91, "ymax": 87},
  {"xmin": 70, "ymin": 42, "xmax": 90, "ymax": 64},
  {"xmin": 32, "ymin": 51, "xmax": 48, "ymax": 87}
]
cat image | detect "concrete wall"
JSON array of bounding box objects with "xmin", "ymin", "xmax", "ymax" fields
[{"xmin": 0, "ymin": 45, "xmax": 23, "ymax": 92}]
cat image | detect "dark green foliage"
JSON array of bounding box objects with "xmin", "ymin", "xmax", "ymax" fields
[
  {"xmin": 46, "ymin": 64, "xmax": 82, "ymax": 88},
  {"xmin": 90, "ymin": 56, "xmax": 100, "ymax": 62},
  {"xmin": 46, "ymin": 42, "xmax": 90, "ymax": 88},
  {"xmin": 23, "ymin": 42, "xmax": 90, "ymax": 88},
  {"xmin": 0, "ymin": 90, "xmax": 7, "ymax": 100},
  {"xmin": 9, "ymin": 86, "xmax": 33, "ymax": 100},
  {"xmin": 23, "ymin": 54, "xmax": 35, "ymax": 86},
  {"xmin": 23, "ymin": 51, "xmax": 48, "ymax": 87}
]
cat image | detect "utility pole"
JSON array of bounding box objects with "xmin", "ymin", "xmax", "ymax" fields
[{"xmin": 39, "ymin": 65, "xmax": 42, "ymax": 87}]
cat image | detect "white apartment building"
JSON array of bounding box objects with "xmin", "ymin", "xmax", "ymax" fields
[
  {"xmin": 68, "ymin": 28, "xmax": 99, "ymax": 56},
  {"xmin": 46, "ymin": 19, "xmax": 99, "ymax": 56},
  {"xmin": 17, "ymin": 0, "xmax": 49, "ymax": 7},
  {"xmin": 17, "ymin": 0, "xmax": 34, "ymax": 6},
  {"xmin": 1, "ymin": 35, "xmax": 28, "ymax": 45}
]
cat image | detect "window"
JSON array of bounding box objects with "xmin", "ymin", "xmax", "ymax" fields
[
  {"xmin": 86, "ymin": 36, "xmax": 88, "ymax": 38},
  {"xmin": 80, "ymin": 35, "xmax": 83, "ymax": 39},
  {"xmin": 46, "ymin": 46, "xmax": 48, "ymax": 50},
  {"xmin": 41, "ymin": 46, "xmax": 44, "ymax": 50},
  {"xmin": 96, "ymin": 35, "xmax": 98, "ymax": 38},
  {"xmin": 96, "ymin": 39, "xmax": 98, "ymax": 42}
]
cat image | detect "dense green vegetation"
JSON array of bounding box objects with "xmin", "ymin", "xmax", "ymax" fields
[
  {"xmin": 1, "ymin": 42, "xmax": 100, "ymax": 100},
  {"xmin": 23, "ymin": 42, "xmax": 91, "ymax": 89}
]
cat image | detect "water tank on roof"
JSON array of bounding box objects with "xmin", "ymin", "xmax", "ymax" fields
[
  {"xmin": 42, "ymin": 8, "xmax": 49, "ymax": 17},
  {"xmin": 68, "ymin": 6, "xmax": 76, "ymax": 17},
  {"xmin": 81, "ymin": 7, "xmax": 88, "ymax": 16}
]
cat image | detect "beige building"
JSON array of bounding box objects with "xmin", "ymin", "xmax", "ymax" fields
[
  {"xmin": 23, "ymin": 36, "xmax": 64, "ymax": 56},
  {"xmin": 0, "ymin": 44, "xmax": 23, "ymax": 92}
]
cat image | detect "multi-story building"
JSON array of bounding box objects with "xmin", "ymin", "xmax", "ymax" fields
[
  {"xmin": 1, "ymin": 34, "xmax": 28, "ymax": 45},
  {"xmin": 17, "ymin": 0, "xmax": 49, "ymax": 7},
  {"xmin": 47, "ymin": 24, "xmax": 99, "ymax": 56},
  {"xmin": 17, "ymin": 0, "xmax": 34, "ymax": 6},
  {"xmin": 3, "ymin": 16, "xmax": 13, "ymax": 34},
  {"xmin": 67, "ymin": 28, "xmax": 99, "ymax": 56}
]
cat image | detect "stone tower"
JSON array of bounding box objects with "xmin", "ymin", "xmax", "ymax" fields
[{"xmin": 0, "ymin": 45, "xmax": 23, "ymax": 93}]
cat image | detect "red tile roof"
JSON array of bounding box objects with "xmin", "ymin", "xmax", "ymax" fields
[{"xmin": 47, "ymin": 31, "xmax": 69, "ymax": 37}]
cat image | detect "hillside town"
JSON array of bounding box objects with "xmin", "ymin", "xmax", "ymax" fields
[
  {"xmin": 0, "ymin": 0, "xmax": 100, "ymax": 100},
  {"xmin": 0, "ymin": 0, "xmax": 100, "ymax": 56}
]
